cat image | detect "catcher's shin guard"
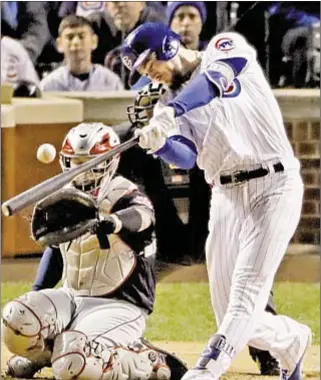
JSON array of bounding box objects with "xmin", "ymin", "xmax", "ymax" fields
[
  {"xmin": 51, "ymin": 330, "xmax": 154, "ymax": 380},
  {"xmin": 2, "ymin": 291, "xmax": 57, "ymax": 360},
  {"xmin": 51, "ymin": 332, "xmax": 188, "ymax": 380}
]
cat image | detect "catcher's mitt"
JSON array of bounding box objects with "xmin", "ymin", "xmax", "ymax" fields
[{"xmin": 31, "ymin": 188, "xmax": 97, "ymax": 247}]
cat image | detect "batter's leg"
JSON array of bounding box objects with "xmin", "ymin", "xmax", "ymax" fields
[
  {"xmin": 248, "ymin": 290, "xmax": 280, "ymax": 376},
  {"xmin": 191, "ymin": 172, "xmax": 311, "ymax": 379},
  {"xmin": 204, "ymin": 185, "xmax": 243, "ymax": 327}
]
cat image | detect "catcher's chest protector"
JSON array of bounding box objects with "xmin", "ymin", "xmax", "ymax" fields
[{"xmin": 60, "ymin": 177, "xmax": 138, "ymax": 296}]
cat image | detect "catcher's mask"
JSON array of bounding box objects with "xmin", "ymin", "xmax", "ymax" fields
[
  {"xmin": 59, "ymin": 123, "xmax": 120, "ymax": 196},
  {"xmin": 127, "ymin": 82, "xmax": 166, "ymax": 126},
  {"xmin": 31, "ymin": 188, "xmax": 97, "ymax": 247}
]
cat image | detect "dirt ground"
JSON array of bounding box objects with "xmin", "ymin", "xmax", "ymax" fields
[{"xmin": 1, "ymin": 343, "xmax": 320, "ymax": 380}]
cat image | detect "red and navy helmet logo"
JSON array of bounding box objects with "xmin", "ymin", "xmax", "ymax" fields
[{"xmin": 215, "ymin": 37, "xmax": 235, "ymax": 51}]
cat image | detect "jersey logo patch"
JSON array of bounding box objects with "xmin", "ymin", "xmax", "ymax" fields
[
  {"xmin": 215, "ymin": 37, "xmax": 235, "ymax": 51},
  {"xmin": 222, "ymin": 79, "xmax": 241, "ymax": 98}
]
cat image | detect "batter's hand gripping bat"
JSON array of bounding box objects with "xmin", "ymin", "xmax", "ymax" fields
[{"xmin": 2, "ymin": 136, "xmax": 139, "ymax": 217}]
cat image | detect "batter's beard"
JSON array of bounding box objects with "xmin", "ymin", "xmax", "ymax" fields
[{"xmin": 170, "ymin": 71, "xmax": 192, "ymax": 91}]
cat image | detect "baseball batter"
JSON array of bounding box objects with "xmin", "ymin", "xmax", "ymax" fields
[
  {"xmin": 2, "ymin": 123, "xmax": 187, "ymax": 380},
  {"xmin": 121, "ymin": 23, "xmax": 312, "ymax": 380},
  {"xmin": 129, "ymin": 81, "xmax": 280, "ymax": 375}
]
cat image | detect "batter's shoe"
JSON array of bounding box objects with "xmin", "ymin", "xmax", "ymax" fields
[
  {"xmin": 181, "ymin": 368, "xmax": 215, "ymax": 380},
  {"xmin": 6, "ymin": 355, "xmax": 45, "ymax": 378},
  {"xmin": 138, "ymin": 338, "xmax": 188, "ymax": 380},
  {"xmin": 280, "ymin": 326, "xmax": 312, "ymax": 380}
]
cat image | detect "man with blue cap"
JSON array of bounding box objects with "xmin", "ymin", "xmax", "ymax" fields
[
  {"xmin": 167, "ymin": 1, "xmax": 207, "ymax": 51},
  {"xmin": 120, "ymin": 21, "xmax": 312, "ymax": 380},
  {"xmin": 168, "ymin": 5, "xmax": 281, "ymax": 376}
]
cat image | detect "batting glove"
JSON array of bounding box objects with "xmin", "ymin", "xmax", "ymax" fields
[
  {"xmin": 135, "ymin": 106, "xmax": 178, "ymax": 153},
  {"xmin": 135, "ymin": 126, "xmax": 166, "ymax": 153}
]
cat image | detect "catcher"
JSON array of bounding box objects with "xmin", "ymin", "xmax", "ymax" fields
[{"xmin": 2, "ymin": 123, "xmax": 187, "ymax": 380}]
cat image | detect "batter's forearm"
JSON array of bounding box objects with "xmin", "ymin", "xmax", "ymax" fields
[{"xmin": 155, "ymin": 135, "xmax": 197, "ymax": 169}]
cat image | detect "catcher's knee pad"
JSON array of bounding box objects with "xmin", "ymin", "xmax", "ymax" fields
[
  {"xmin": 51, "ymin": 331, "xmax": 170, "ymax": 380},
  {"xmin": 113, "ymin": 346, "xmax": 154, "ymax": 380},
  {"xmin": 111, "ymin": 339, "xmax": 187, "ymax": 380},
  {"xmin": 2, "ymin": 291, "xmax": 57, "ymax": 359}
]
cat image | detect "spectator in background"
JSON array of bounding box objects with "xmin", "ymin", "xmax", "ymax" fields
[
  {"xmin": 93, "ymin": 2, "xmax": 165, "ymax": 88},
  {"xmin": 40, "ymin": 15, "xmax": 123, "ymax": 92},
  {"xmin": 59, "ymin": 1, "xmax": 166, "ymax": 20},
  {"xmin": 268, "ymin": 2, "xmax": 320, "ymax": 87},
  {"xmin": 166, "ymin": 1, "xmax": 211, "ymax": 264},
  {"xmin": 234, "ymin": 2, "xmax": 320, "ymax": 87},
  {"xmin": 36, "ymin": 2, "xmax": 66, "ymax": 74},
  {"xmin": 167, "ymin": 1, "xmax": 208, "ymax": 51},
  {"xmin": 1, "ymin": 1, "xmax": 50, "ymax": 64},
  {"xmin": 59, "ymin": 1, "xmax": 106, "ymax": 18},
  {"xmin": 1, "ymin": 36, "xmax": 39, "ymax": 87}
]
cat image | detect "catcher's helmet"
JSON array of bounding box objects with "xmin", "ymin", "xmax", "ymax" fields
[
  {"xmin": 60, "ymin": 123, "xmax": 120, "ymax": 196},
  {"xmin": 121, "ymin": 22, "xmax": 181, "ymax": 77},
  {"xmin": 127, "ymin": 82, "xmax": 166, "ymax": 125}
]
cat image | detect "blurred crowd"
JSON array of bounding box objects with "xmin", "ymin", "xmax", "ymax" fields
[{"xmin": 1, "ymin": 1, "xmax": 320, "ymax": 95}]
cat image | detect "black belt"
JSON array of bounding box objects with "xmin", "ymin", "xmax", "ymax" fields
[{"xmin": 220, "ymin": 162, "xmax": 284, "ymax": 185}]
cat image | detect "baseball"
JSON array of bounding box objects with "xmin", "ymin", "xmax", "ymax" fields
[{"xmin": 36, "ymin": 143, "xmax": 56, "ymax": 164}]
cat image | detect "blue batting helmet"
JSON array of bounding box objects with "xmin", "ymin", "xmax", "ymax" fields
[{"xmin": 121, "ymin": 22, "xmax": 181, "ymax": 76}]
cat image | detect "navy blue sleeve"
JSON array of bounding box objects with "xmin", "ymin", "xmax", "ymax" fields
[
  {"xmin": 155, "ymin": 135, "xmax": 197, "ymax": 169},
  {"xmin": 167, "ymin": 57, "xmax": 247, "ymax": 117},
  {"xmin": 32, "ymin": 246, "xmax": 63, "ymax": 290},
  {"xmin": 167, "ymin": 73, "xmax": 219, "ymax": 117}
]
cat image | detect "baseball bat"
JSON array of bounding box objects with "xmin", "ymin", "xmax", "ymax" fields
[{"xmin": 2, "ymin": 136, "xmax": 139, "ymax": 217}]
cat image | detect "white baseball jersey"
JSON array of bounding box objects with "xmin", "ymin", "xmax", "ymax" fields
[
  {"xmin": 157, "ymin": 32, "xmax": 309, "ymax": 377},
  {"xmin": 1, "ymin": 36, "xmax": 39, "ymax": 86},
  {"xmin": 157, "ymin": 32, "xmax": 299, "ymax": 185},
  {"xmin": 40, "ymin": 64, "xmax": 123, "ymax": 92}
]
